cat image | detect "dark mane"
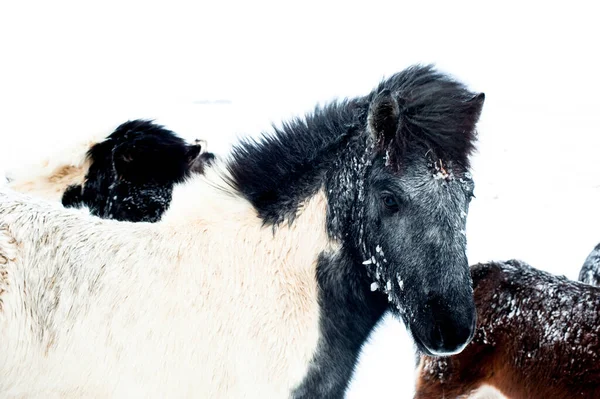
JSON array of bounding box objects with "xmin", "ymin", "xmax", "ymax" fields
[
  {"xmin": 226, "ymin": 100, "xmax": 367, "ymax": 224},
  {"xmin": 226, "ymin": 65, "xmax": 482, "ymax": 224}
]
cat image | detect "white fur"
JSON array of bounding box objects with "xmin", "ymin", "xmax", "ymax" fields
[
  {"xmin": 0, "ymin": 166, "xmax": 335, "ymax": 397},
  {"xmin": 5, "ymin": 133, "xmax": 104, "ymax": 202},
  {"xmin": 467, "ymin": 385, "xmax": 507, "ymax": 399}
]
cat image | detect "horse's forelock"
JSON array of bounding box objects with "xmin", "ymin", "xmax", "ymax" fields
[{"xmin": 373, "ymin": 65, "xmax": 484, "ymax": 171}]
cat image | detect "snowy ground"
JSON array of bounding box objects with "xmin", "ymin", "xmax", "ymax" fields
[{"xmin": 1, "ymin": 1, "xmax": 599, "ymax": 397}]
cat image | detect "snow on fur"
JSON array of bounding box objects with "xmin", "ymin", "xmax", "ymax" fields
[
  {"xmin": 579, "ymin": 243, "xmax": 600, "ymax": 286},
  {"xmin": 415, "ymin": 260, "xmax": 600, "ymax": 399}
]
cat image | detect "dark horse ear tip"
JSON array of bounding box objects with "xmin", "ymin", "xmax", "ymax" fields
[
  {"xmin": 470, "ymin": 93, "xmax": 485, "ymax": 104},
  {"xmin": 368, "ymin": 90, "xmax": 401, "ymax": 140},
  {"xmin": 187, "ymin": 144, "xmax": 202, "ymax": 158},
  {"xmin": 371, "ymin": 89, "xmax": 400, "ymax": 111},
  {"xmin": 465, "ymin": 93, "xmax": 485, "ymax": 122}
]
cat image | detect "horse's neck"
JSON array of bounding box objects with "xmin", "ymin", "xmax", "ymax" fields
[
  {"xmin": 130, "ymin": 158, "xmax": 388, "ymax": 397},
  {"xmin": 292, "ymin": 249, "xmax": 388, "ymax": 397}
]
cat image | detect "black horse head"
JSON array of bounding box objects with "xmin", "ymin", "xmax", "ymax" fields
[
  {"xmin": 62, "ymin": 120, "xmax": 213, "ymax": 222},
  {"xmin": 327, "ymin": 67, "xmax": 483, "ymax": 355}
]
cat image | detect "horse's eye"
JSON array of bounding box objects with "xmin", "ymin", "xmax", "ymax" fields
[{"xmin": 381, "ymin": 193, "xmax": 399, "ymax": 212}]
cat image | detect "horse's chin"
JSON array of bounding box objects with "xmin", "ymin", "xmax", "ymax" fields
[
  {"xmin": 381, "ymin": 286, "xmax": 471, "ymax": 357},
  {"xmin": 405, "ymin": 324, "xmax": 443, "ymax": 357},
  {"xmin": 369, "ymin": 302, "xmax": 455, "ymax": 357},
  {"xmin": 414, "ymin": 335, "xmax": 469, "ymax": 357},
  {"xmin": 410, "ymin": 332, "xmax": 435, "ymax": 356}
]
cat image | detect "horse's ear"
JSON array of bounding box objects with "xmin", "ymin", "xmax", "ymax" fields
[
  {"xmin": 368, "ymin": 89, "xmax": 400, "ymax": 142},
  {"xmin": 465, "ymin": 93, "xmax": 485, "ymax": 127},
  {"xmin": 185, "ymin": 144, "xmax": 202, "ymax": 167}
]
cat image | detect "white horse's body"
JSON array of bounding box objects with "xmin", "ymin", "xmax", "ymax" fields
[{"xmin": 0, "ymin": 168, "xmax": 334, "ymax": 398}]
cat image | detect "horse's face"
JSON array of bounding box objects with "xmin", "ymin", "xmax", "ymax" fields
[
  {"xmin": 362, "ymin": 156, "xmax": 475, "ymax": 356},
  {"xmin": 354, "ymin": 89, "xmax": 483, "ymax": 356}
]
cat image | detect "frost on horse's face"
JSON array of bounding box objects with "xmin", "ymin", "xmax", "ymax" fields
[
  {"xmin": 362, "ymin": 154, "xmax": 475, "ymax": 356},
  {"xmin": 326, "ymin": 85, "xmax": 483, "ymax": 356}
]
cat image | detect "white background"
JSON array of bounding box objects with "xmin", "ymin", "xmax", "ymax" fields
[{"xmin": 1, "ymin": 1, "xmax": 599, "ymax": 397}]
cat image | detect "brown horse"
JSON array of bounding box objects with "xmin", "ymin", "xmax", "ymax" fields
[{"xmin": 415, "ymin": 260, "xmax": 600, "ymax": 399}]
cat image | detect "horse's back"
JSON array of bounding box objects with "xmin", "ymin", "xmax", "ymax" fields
[
  {"xmin": 0, "ymin": 185, "xmax": 323, "ymax": 398},
  {"xmin": 472, "ymin": 260, "xmax": 600, "ymax": 397},
  {"xmin": 0, "ymin": 190, "xmax": 169, "ymax": 394}
]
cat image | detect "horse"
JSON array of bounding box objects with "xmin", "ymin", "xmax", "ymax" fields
[
  {"xmin": 0, "ymin": 65, "xmax": 484, "ymax": 398},
  {"xmin": 7, "ymin": 119, "xmax": 215, "ymax": 222},
  {"xmin": 415, "ymin": 259, "xmax": 600, "ymax": 399},
  {"xmin": 580, "ymin": 243, "xmax": 600, "ymax": 286}
]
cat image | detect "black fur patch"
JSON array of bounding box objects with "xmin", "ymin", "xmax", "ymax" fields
[
  {"xmin": 292, "ymin": 251, "xmax": 388, "ymax": 398},
  {"xmin": 62, "ymin": 119, "xmax": 213, "ymax": 222}
]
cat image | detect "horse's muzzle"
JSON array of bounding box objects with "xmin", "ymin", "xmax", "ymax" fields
[{"xmin": 411, "ymin": 292, "xmax": 477, "ymax": 357}]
